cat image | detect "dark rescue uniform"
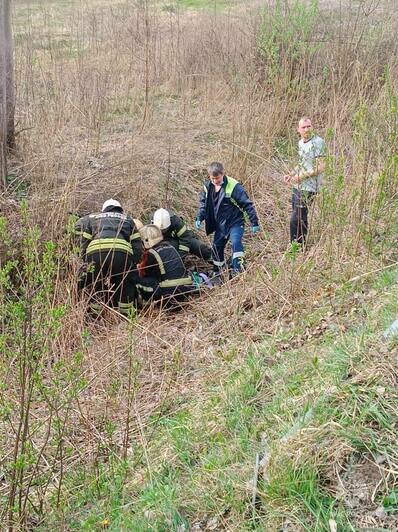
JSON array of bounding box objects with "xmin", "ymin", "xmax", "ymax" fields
[
  {"xmin": 74, "ymin": 207, "xmax": 141, "ymax": 315},
  {"xmin": 197, "ymin": 175, "xmax": 259, "ymax": 271},
  {"xmin": 197, "ymin": 176, "xmax": 259, "ymax": 236},
  {"xmin": 136, "ymin": 241, "xmax": 197, "ymax": 304},
  {"xmin": 160, "ymin": 210, "xmax": 212, "ymax": 262}
]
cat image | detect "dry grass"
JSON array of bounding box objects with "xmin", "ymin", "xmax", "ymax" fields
[{"xmin": 1, "ymin": 0, "xmax": 398, "ymax": 528}]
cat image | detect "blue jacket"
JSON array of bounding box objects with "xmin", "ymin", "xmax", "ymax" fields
[{"xmin": 197, "ymin": 175, "xmax": 259, "ymax": 236}]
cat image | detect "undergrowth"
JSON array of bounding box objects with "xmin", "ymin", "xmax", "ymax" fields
[
  {"xmin": 32, "ymin": 267, "xmax": 398, "ymax": 530},
  {"xmin": 1, "ymin": 0, "xmax": 398, "ymax": 529}
]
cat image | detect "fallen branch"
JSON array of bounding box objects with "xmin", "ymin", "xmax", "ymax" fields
[{"xmin": 347, "ymin": 261, "xmax": 398, "ymax": 283}]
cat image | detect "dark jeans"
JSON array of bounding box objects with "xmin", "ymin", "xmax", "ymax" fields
[
  {"xmin": 213, "ymin": 224, "xmax": 245, "ymax": 272},
  {"xmin": 290, "ymin": 189, "xmax": 316, "ymax": 245},
  {"xmin": 79, "ymin": 250, "xmax": 137, "ymax": 315}
]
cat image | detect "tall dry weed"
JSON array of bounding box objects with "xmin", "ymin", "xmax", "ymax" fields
[{"xmin": 1, "ymin": 0, "xmax": 397, "ymax": 525}]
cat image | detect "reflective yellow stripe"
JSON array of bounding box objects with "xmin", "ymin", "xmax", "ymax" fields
[
  {"xmin": 87, "ymin": 238, "xmax": 132, "ymax": 255},
  {"xmin": 224, "ymin": 176, "xmax": 248, "ymax": 220},
  {"xmin": 176, "ymin": 225, "xmax": 187, "ymax": 237},
  {"xmin": 224, "ymin": 175, "xmax": 238, "ymax": 198},
  {"xmin": 75, "ymin": 230, "xmax": 92, "ymax": 240},
  {"xmin": 87, "ymin": 241, "xmax": 132, "ymax": 254},
  {"xmin": 130, "ymin": 232, "xmax": 141, "ymax": 241},
  {"xmin": 148, "ymin": 249, "xmax": 165, "ymax": 275},
  {"xmin": 136, "ymin": 284, "xmax": 154, "ymax": 292},
  {"xmin": 159, "ymin": 277, "xmax": 193, "ymax": 288},
  {"xmin": 179, "ymin": 245, "xmax": 190, "ymax": 252},
  {"xmin": 118, "ymin": 302, "xmax": 136, "ymax": 315}
]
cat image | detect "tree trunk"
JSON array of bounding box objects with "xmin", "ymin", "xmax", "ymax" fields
[
  {"xmin": 4, "ymin": 0, "xmax": 15, "ymax": 150},
  {"xmin": 0, "ymin": 0, "xmax": 15, "ymax": 190},
  {"xmin": 0, "ymin": 2, "xmax": 7, "ymax": 188}
]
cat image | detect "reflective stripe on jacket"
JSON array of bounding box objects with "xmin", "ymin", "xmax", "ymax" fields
[
  {"xmin": 161, "ymin": 211, "xmax": 193, "ymax": 254},
  {"xmin": 74, "ymin": 208, "xmax": 142, "ymax": 264},
  {"xmin": 197, "ymin": 175, "xmax": 259, "ymax": 236},
  {"xmin": 86, "ymin": 238, "xmax": 133, "ymax": 255},
  {"xmin": 140, "ymin": 242, "xmax": 193, "ymax": 288}
]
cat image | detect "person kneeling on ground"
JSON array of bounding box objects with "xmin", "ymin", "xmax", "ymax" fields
[
  {"xmin": 136, "ymin": 224, "xmax": 200, "ymax": 305},
  {"xmin": 152, "ymin": 208, "xmax": 212, "ymax": 262},
  {"xmin": 74, "ymin": 198, "xmax": 141, "ymax": 316},
  {"xmin": 196, "ymin": 162, "xmax": 260, "ymax": 275}
]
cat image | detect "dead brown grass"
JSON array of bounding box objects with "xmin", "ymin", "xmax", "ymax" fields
[{"xmin": 1, "ymin": 0, "xmax": 398, "ymax": 526}]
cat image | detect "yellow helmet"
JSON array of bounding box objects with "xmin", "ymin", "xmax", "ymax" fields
[{"xmin": 139, "ymin": 224, "xmax": 164, "ymax": 249}]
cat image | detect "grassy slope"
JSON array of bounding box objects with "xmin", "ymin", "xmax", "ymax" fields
[
  {"xmin": 5, "ymin": 0, "xmax": 398, "ymax": 530},
  {"xmin": 41, "ymin": 267, "xmax": 398, "ymax": 531}
]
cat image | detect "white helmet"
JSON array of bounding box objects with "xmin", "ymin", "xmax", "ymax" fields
[
  {"xmin": 139, "ymin": 224, "xmax": 164, "ymax": 249},
  {"xmin": 153, "ymin": 208, "xmax": 171, "ymax": 231},
  {"xmin": 102, "ymin": 198, "xmax": 122, "ymax": 212}
]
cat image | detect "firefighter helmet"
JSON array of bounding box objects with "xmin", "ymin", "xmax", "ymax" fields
[
  {"xmin": 153, "ymin": 208, "xmax": 171, "ymax": 231},
  {"xmin": 102, "ymin": 198, "xmax": 122, "ymax": 212},
  {"xmin": 140, "ymin": 224, "xmax": 164, "ymax": 249}
]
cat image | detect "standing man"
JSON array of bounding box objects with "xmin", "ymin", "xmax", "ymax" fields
[
  {"xmin": 74, "ymin": 199, "xmax": 142, "ymax": 316},
  {"xmin": 152, "ymin": 208, "xmax": 212, "ymax": 262},
  {"xmin": 283, "ymin": 117, "xmax": 326, "ymax": 246},
  {"xmin": 196, "ymin": 162, "xmax": 260, "ymax": 274}
]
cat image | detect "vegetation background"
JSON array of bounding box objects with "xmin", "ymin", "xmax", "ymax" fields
[{"xmin": 0, "ymin": 0, "xmax": 397, "ymax": 530}]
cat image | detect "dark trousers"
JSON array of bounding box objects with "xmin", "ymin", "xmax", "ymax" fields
[
  {"xmin": 167, "ymin": 237, "xmax": 212, "ymax": 261},
  {"xmin": 79, "ymin": 250, "xmax": 137, "ymax": 315},
  {"xmin": 290, "ymin": 189, "xmax": 316, "ymax": 245},
  {"xmin": 189, "ymin": 237, "xmax": 212, "ymax": 261},
  {"xmin": 136, "ymin": 277, "xmax": 198, "ymax": 305}
]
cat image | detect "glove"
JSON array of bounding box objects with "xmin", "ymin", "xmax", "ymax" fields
[
  {"xmin": 195, "ymin": 220, "xmax": 202, "ymax": 229},
  {"xmin": 251, "ymin": 225, "xmax": 260, "ymax": 234}
]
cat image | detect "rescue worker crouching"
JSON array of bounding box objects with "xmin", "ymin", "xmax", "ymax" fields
[
  {"xmin": 152, "ymin": 208, "xmax": 212, "ymax": 262},
  {"xmin": 136, "ymin": 224, "xmax": 199, "ymax": 305},
  {"xmin": 74, "ymin": 199, "xmax": 141, "ymax": 317}
]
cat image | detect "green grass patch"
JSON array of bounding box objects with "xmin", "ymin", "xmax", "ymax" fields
[
  {"xmin": 37, "ymin": 268, "xmax": 398, "ymax": 529},
  {"xmin": 161, "ymin": 0, "xmax": 235, "ymax": 12}
]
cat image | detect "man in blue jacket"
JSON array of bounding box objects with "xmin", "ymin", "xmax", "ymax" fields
[{"xmin": 195, "ymin": 162, "xmax": 260, "ymax": 274}]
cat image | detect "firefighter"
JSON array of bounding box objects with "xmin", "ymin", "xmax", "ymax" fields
[
  {"xmin": 152, "ymin": 208, "xmax": 212, "ymax": 262},
  {"xmin": 74, "ymin": 199, "xmax": 142, "ymax": 316},
  {"xmin": 136, "ymin": 224, "xmax": 198, "ymax": 304},
  {"xmin": 196, "ymin": 162, "xmax": 260, "ymax": 274}
]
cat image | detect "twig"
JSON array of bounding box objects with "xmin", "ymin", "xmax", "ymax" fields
[
  {"xmin": 251, "ymin": 452, "xmax": 260, "ymax": 516},
  {"xmin": 348, "ymin": 261, "xmax": 398, "ymax": 283}
]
